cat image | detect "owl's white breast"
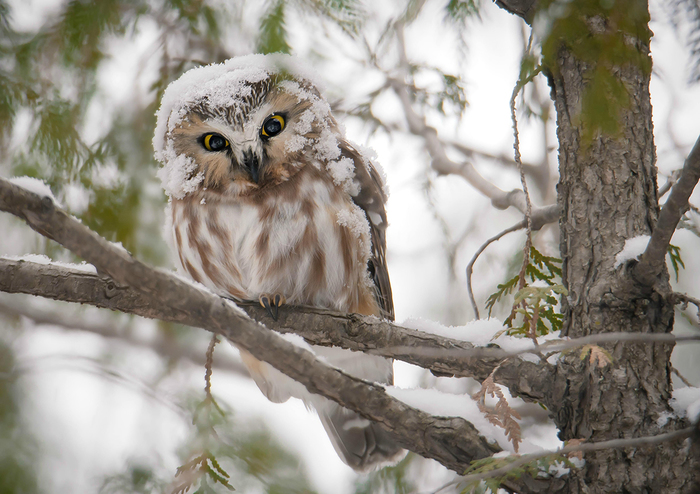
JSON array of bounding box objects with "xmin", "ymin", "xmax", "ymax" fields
[{"xmin": 168, "ymin": 169, "xmax": 374, "ymax": 314}]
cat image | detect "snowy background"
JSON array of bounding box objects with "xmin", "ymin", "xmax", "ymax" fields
[{"xmin": 1, "ymin": 0, "xmax": 700, "ymax": 493}]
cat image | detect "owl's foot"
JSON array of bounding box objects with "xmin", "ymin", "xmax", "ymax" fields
[{"xmin": 259, "ymin": 293, "xmax": 286, "ymax": 321}]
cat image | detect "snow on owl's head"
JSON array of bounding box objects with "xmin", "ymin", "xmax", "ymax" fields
[{"xmin": 154, "ymin": 54, "xmax": 351, "ymax": 199}]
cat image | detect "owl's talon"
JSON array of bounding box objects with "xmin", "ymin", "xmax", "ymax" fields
[{"xmin": 259, "ymin": 293, "xmax": 285, "ymax": 321}]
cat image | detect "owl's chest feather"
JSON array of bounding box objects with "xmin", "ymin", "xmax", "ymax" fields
[{"xmin": 170, "ymin": 172, "xmax": 376, "ymax": 314}]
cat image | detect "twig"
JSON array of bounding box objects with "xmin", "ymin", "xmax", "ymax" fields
[
  {"xmin": 671, "ymin": 365, "xmax": 694, "ymax": 387},
  {"xmin": 387, "ymin": 23, "xmax": 556, "ymax": 228},
  {"xmin": 671, "ymin": 292, "xmax": 700, "ymax": 321},
  {"xmin": 637, "ymin": 133, "xmax": 700, "ymax": 285},
  {"xmin": 204, "ymin": 334, "xmax": 219, "ymax": 397},
  {"xmin": 466, "ymin": 222, "xmax": 525, "ymax": 319}
]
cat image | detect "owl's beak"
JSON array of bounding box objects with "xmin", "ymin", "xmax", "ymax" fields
[{"xmin": 242, "ymin": 148, "xmax": 261, "ymax": 183}]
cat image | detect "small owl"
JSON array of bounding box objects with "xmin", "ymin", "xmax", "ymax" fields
[{"xmin": 154, "ymin": 54, "xmax": 403, "ymax": 470}]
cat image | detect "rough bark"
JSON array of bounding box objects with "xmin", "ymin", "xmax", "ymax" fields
[{"xmin": 544, "ymin": 2, "xmax": 698, "ymax": 492}]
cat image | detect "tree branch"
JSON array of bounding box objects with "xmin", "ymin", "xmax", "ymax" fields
[
  {"xmin": 387, "ymin": 23, "xmax": 557, "ymax": 230},
  {"xmin": 636, "ymin": 134, "xmax": 700, "ymax": 285},
  {"xmin": 0, "ymin": 177, "xmax": 502, "ymax": 473},
  {"xmin": 441, "ymin": 426, "xmax": 694, "ymax": 491},
  {"xmin": 0, "ymin": 256, "xmax": 555, "ymax": 404},
  {"xmin": 493, "ymin": 0, "xmax": 539, "ymax": 23}
]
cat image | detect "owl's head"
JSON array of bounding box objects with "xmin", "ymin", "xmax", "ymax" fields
[{"xmin": 154, "ymin": 54, "xmax": 352, "ymax": 199}]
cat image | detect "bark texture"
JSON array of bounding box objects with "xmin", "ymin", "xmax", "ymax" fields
[{"xmin": 544, "ymin": 3, "xmax": 697, "ymax": 492}]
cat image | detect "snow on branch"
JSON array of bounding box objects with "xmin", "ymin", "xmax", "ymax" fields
[
  {"xmin": 0, "ymin": 176, "xmax": 504, "ymax": 474},
  {"xmin": 443, "ymin": 426, "xmax": 694, "ymax": 491},
  {"xmin": 0, "ymin": 256, "xmax": 554, "ymax": 404}
]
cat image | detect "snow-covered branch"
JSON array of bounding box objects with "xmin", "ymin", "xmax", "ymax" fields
[
  {"xmin": 444, "ymin": 426, "xmax": 694, "ymax": 491},
  {"xmin": 0, "ymin": 177, "xmax": 503, "ymax": 474},
  {"xmin": 0, "ymin": 256, "xmax": 554, "ymax": 404}
]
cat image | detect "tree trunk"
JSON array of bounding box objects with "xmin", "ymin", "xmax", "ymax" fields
[{"xmin": 544, "ymin": 1, "xmax": 697, "ymax": 491}]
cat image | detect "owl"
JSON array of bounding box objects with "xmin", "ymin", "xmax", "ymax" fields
[{"xmin": 154, "ymin": 54, "xmax": 404, "ymax": 471}]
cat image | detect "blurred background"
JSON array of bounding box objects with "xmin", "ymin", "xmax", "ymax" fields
[{"xmin": 1, "ymin": 0, "xmax": 699, "ymax": 492}]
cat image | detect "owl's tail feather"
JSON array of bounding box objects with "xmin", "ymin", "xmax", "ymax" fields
[{"xmin": 318, "ymin": 402, "xmax": 406, "ymax": 472}]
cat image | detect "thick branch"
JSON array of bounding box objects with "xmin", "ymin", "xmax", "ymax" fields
[
  {"xmin": 636, "ymin": 134, "xmax": 700, "ymax": 285},
  {"xmin": 0, "ymin": 257, "xmax": 554, "ymax": 403},
  {"xmin": 0, "ymin": 178, "xmax": 500, "ymax": 473}
]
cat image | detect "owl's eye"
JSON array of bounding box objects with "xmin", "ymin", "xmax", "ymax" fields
[
  {"xmin": 261, "ymin": 114, "xmax": 286, "ymax": 138},
  {"xmin": 202, "ymin": 133, "xmax": 229, "ymax": 152}
]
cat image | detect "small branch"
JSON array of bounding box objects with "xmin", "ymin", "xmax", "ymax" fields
[
  {"xmin": 671, "ymin": 365, "xmax": 694, "ymax": 387},
  {"xmin": 452, "ymin": 427, "xmax": 694, "ymax": 489},
  {"xmin": 446, "ymin": 140, "xmax": 541, "ymax": 175},
  {"xmin": 0, "ymin": 177, "xmax": 502, "ymax": 473},
  {"xmin": 467, "ymin": 222, "xmax": 525, "ymax": 319},
  {"xmin": 387, "ymin": 24, "xmax": 556, "ymax": 229},
  {"xmin": 510, "ymin": 63, "xmax": 541, "ymax": 292},
  {"xmin": 671, "ymin": 292, "xmax": 700, "ymax": 321},
  {"xmin": 636, "ymin": 134, "xmax": 700, "ymax": 285}
]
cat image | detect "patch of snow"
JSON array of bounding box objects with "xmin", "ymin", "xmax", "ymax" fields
[
  {"xmin": 314, "ymin": 129, "xmax": 341, "ymax": 162},
  {"xmin": 279, "ymin": 333, "xmax": 315, "ymax": 354},
  {"xmin": 614, "ymin": 235, "xmax": 650, "ymax": 268},
  {"xmin": 9, "ymin": 176, "xmax": 58, "ymax": 203},
  {"xmin": 285, "ymin": 134, "xmax": 308, "ymax": 153},
  {"xmin": 357, "ymin": 144, "xmax": 390, "ymax": 196},
  {"xmin": 401, "ymin": 317, "xmax": 561, "ymax": 363},
  {"xmin": 1, "ymin": 254, "xmax": 97, "ymax": 273},
  {"xmin": 109, "ymin": 241, "xmax": 130, "ymax": 255},
  {"xmin": 670, "ymin": 386, "xmax": 700, "ymax": 420},
  {"xmin": 657, "ymin": 411, "xmax": 674, "ymax": 427},
  {"xmin": 63, "ymin": 183, "xmax": 91, "ymax": 214},
  {"xmin": 385, "ymin": 385, "xmax": 555, "ymax": 455},
  {"xmin": 327, "ymin": 156, "xmax": 359, "ymax": 195},
  {"xmin": 156, "ymin": 142, "xmax": 205, "ymax": 199},
  {"xmin": 336, "ymin": 204, "xmax": 371, "ymax": 258}
]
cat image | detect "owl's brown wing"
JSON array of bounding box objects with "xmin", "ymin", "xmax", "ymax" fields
[{"xmin": 340, "ymin": 140, "xmax": 394, "ymax": 321}]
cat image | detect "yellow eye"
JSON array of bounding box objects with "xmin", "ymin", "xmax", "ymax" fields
[
  {"xmin": 261, "ymin": 114, "xmax": 285, "ymax": 138},
  {"xmin": 202, "ymin": 133, "xmax": 229, "ymax": 151}
]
